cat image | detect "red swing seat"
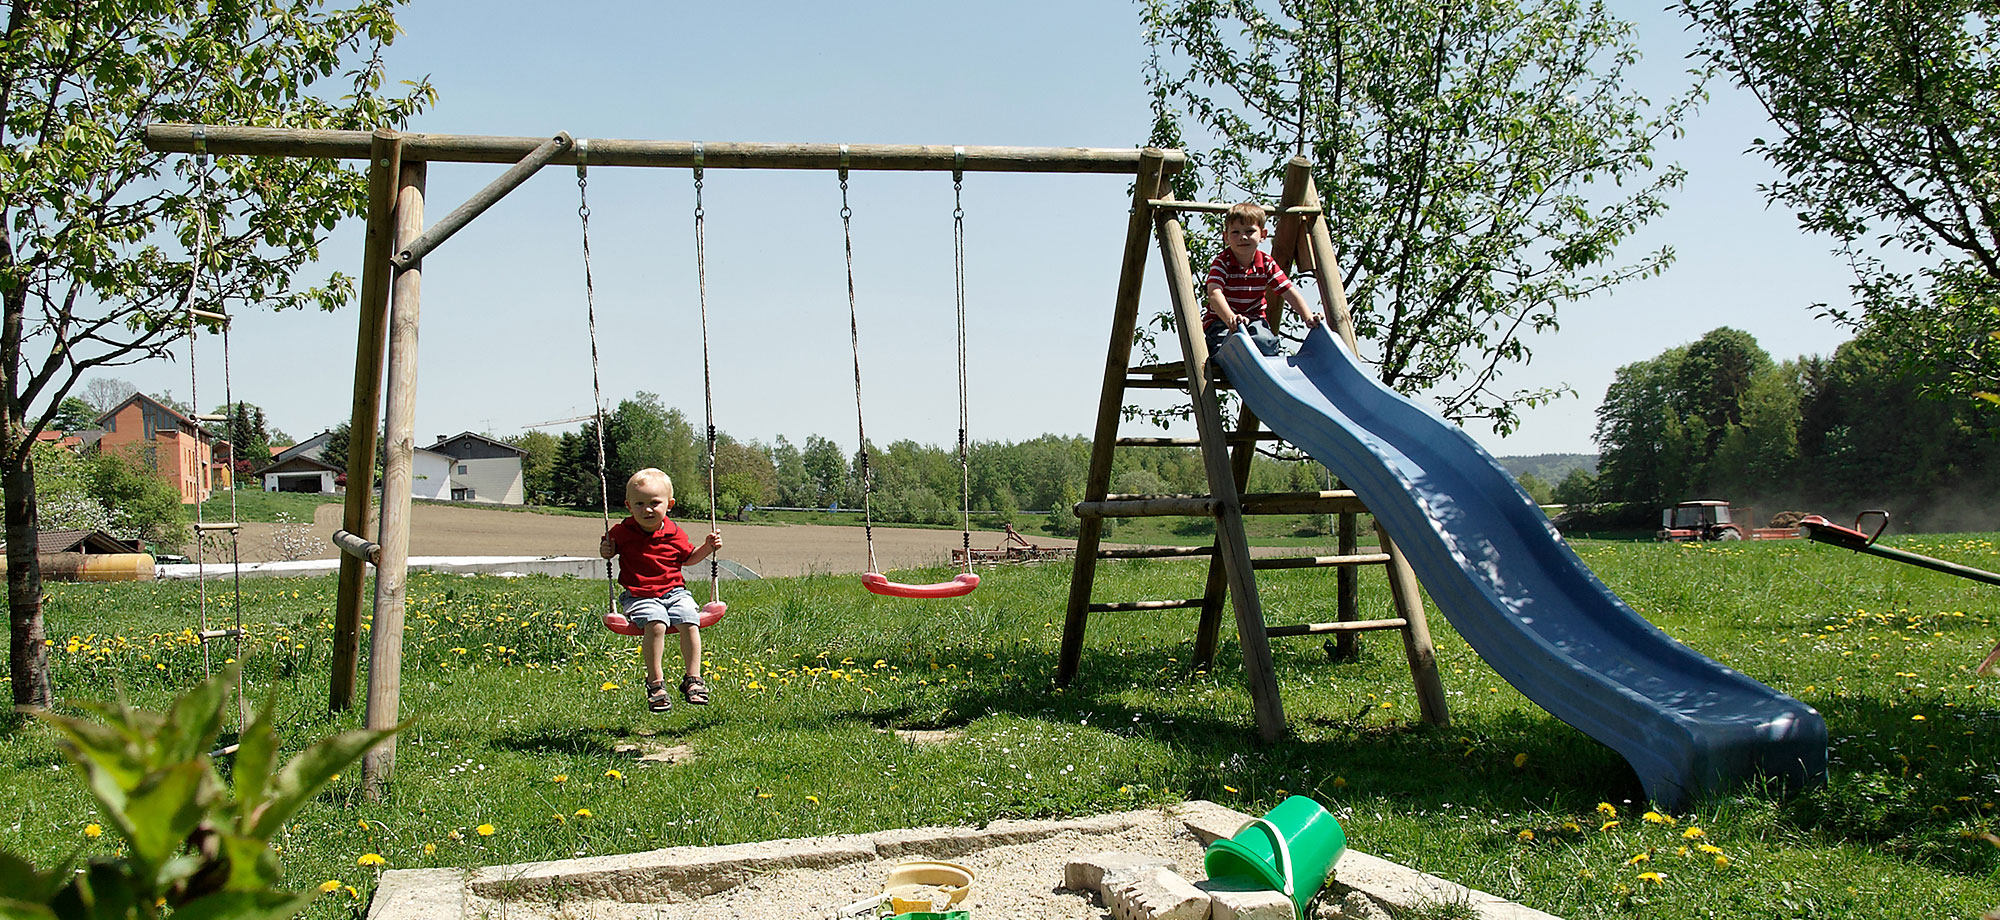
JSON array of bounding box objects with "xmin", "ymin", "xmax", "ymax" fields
[
  {"xmin": 862, "ymin": 572, "xmax": 980, "ymax": 599},
  {"xmin": 603, "ymin": 600, "xmax": 728, "ymax": 637}
]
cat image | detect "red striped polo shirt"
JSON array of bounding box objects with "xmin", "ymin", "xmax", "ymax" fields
[{"xmin": 1204, "ymin": 248, "xmax": 1293, "ymax": 331}]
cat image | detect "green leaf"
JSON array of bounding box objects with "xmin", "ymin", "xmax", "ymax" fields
[
  {"xmin": 247, "ymin": 723, "xmax": 403, "ymax": 840},
  {"xmin": 227, "ymin": 695, "xmax": 281, "ymax": 833},
  {"xmin": 216, "ymin": 833, "xmax": 280, "ymax": 892},
  {"xmin": 119, "ymin": 762, "xmax": 214, "ymax": 886},
  {"xmin": 158, "ymin": 666, "xmax": 232, "ymax": 765},
  {"xmin": 0, "ymin": 898, "xmax": 60, "ymax": 920},
  {"xmin": 167, "ymin": 890, "xmax": 315, "ymax": 920},
  {"xmin": 0, "ymin": 848, "xmax": 75, "ymax": 904}
]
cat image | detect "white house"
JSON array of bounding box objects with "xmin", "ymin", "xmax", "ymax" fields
[
  {"xmin": 428, "ymin": 432, "xmax": 526, "ymax": 505},
  {"xmin": 410, "ymin": 446, "xmax": 453, "ymax": 501},
  {"xmin": 261, "ymin": 454, "xmax": 340, "ymax": 494}
]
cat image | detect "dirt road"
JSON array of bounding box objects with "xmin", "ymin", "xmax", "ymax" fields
[{"xmin": 214, "ymin": 503, "xmax": 1090, "ymax": 579}]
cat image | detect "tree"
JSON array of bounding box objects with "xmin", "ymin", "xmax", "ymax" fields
[
  {"xmin": 504, "ymin": 429, "xmax": 560, "ymax": 505},
  {"xmin": 2, "ymin": 0, "xmax": 434, "ymax": 706},
  {"xmin": 1679, "ymin": 0, "xmax": 2000, "ymax": 413},
  {"xmin": 1143, "ymin": 0, "xmax": 1696, "ymax": 432},
  {"xmin": 1552, "ymin": 466, "xmax": 1599, "ymax": 505},
  {"xmin": 81, "ymin": 378, "xmax": 138, "ymax": 417},
  {"xmin": 1593, "ymin": 347, "xmax": 1691, "ymax": 504},
  {"xmin": 50, "ymin": 397, "xmax": 96, "ymax": 431},
  {"xmin": 208, "ymin": 401, "xmax": 275, "ymax": 465},
  {"xmin": 1676, "ymin": 327, "xmax": 1775, "ymax": 455}
]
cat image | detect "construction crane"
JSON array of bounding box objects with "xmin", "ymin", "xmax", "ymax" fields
[{"xmin": 516, "ymin": 414, "xmax": 592, "ymax": 428}]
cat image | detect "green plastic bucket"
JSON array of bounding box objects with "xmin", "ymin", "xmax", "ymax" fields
[{"xmin": 1203, "ymin": 795, "xmax": 1347, "ymax": 919}]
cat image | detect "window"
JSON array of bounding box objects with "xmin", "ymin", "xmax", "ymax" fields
[{"xmin": 458, "ymin": 465, "xmax": 468, "ymax": 474}]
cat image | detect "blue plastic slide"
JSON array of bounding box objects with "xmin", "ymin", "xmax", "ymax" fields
[{"xmin": 1215, "ymin": 325, "xmax": 1826, "ymax": 810}]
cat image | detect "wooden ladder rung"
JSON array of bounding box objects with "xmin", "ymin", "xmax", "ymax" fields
[
  {"xmin": 1124, "ymin": 377, "xmax": 1189, "ymax": 390},
  {"xmin": 1099, "ymin": 545, "xmax": 1213, "ymax": 560},
  {"xmin": 189, "ymin": 307, "xmax": 230, "ymax": 324},
  {"xmin": 192, "ymin": 413, "xmax": 228, "ymax": 422},
  {"xmin": 198, "ymin": 628, "xmax": 246, "ymax": 641},
  {"xmin": 1239, "ymin": 490, "xmax": 1368, "ymax": 515},
  {"xmin": 1116, "ymin": 433, "xmax": 1280, "ymax": 448},
  {"xmin": 1252, "ymin": 552, "xmax": 1392, "ymax": 570},
  {"xmin": 1128, "ymin": 361, "xmax": 1188, "ymax": 378},
  {"xmin": 1088, "ymin": 598, "xmax": 1206, "ymax": 613},
  {"xmin": 192, "ymin": 522, "xmax": 241, "ymax": 532},
  {"xmin": 1266, "ymin": 617, "xmax": 1409, "ymax": 638},
  {"xmin": 1075, "ymin": 496, "xmax": 1218, "ymax": 518},
  {"xmin": 1145, "ymin": 199, "xmax": 1322, "ymax": 216}
]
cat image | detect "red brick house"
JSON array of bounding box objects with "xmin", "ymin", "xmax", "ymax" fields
[{"xmin": 95, "ymin": 393, "xmax": 216, "ymax": 504}]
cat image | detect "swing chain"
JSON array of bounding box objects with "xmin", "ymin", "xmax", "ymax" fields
[
  {"xmin": 838, "ymin": 145, "xmax": 875, "ymax": 570},
  {"xmin": 575, "ymin": 139, "xmax": 619, "ymax": 618},
  {"xmin": 952, "ymin": 147, "xmax": 972, "ymax": 569}
]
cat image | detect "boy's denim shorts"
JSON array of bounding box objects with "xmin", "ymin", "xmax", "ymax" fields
[
  {"xmin": 619, "ymin": 587, "xmax": 702, "ymax": 629},
  {"xmin": 1204, "ymin": 317, "xmax": 1283, "ymax": 357}
]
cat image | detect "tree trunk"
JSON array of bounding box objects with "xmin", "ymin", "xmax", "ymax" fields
[{"xmin": 2, "ymin": 426, "xmax": 50, "ymax": 709}]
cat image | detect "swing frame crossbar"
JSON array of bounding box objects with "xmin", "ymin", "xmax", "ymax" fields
[{"xmin": 139, "ymin": 123, "xmax": 1441, "ymax": 794}]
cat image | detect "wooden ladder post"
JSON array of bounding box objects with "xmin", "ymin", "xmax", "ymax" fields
[
  {"xmin": 362, "ymin": 160, "xmax": 425, "ymax": 798},
  {"xmin": 331, "ymin": 129, "xmax": 401, "ymax": 713},
  {"xmin": 1155, "ymin": 201, "xmax": 1286, "ymax": 742},
  {"xmin": 1057, "ymin": 149, "xmax": 1172, "ymax": 686}
]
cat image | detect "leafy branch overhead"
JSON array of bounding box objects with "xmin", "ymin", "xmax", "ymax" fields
[{"xmin": 1142, "ymin": 0, "xmax": 1698, "ymax": 433}]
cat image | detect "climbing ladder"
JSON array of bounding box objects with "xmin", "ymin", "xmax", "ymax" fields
[{"xmin": 1057, "ymin": 153, "xmax": 1450, "ymax": 742}]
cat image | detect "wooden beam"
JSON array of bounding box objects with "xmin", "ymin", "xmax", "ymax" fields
[
  {"xmin": 332, "ymin": 129, "xmax": 401, "ymax": 713},
  {"xmin": 1265, "ymin": 617, "xmax": 1409, "ymax": 638},
  {"xmin": 1156, "ymin": 199, "xmax": 1287, "ymax": 742},
  {"xmin": 1382, "ymin": 523, "xmax": 1450, "ymax": 727},
  {"xmin": 1074, "ymin": 496, "xmax": 1218, "ymax": 518},
  {"xmin": 145, "ymin": 124, "xmax": 1183, "ymax": 174},
  {"xmin": 1088, "ymin": 599, "xmax": 1206, "ymax": 613},
  {"xmin": 330, "ymin": 529, "xmax": 380, "ymax": 565},
  {"xmin": 1285, "ymin": 157, "xmax": 1359, "ymax": 351},
  {"xmin": 390, "ymin": 132, "xmax": 572, "ymax": 269},
  {"xmin": 1251, "ymin": 552, "xmax": 1392, "ymax": 570},
  {"xmin": 1144, "ymin": 199, "xmax": 1322, "ymax": 215},
  {"xmin": 1098, "ymin": 546, "xmax": 1214, "ymax": 559},
  {"xmin": 1239, "ymin": 490, "xmax": 1371, "ymax": 516},
  {"xmin": 362, "ymin": 160, "xmax": 425, "ymax": 798},
  {"xmin": 1058, "ymin": 150, "xmax": 1172, "ymax": 686}
]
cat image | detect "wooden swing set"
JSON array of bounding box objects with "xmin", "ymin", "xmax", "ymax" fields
[{"xmin": 143, "ymin": 125, "xmax": 1449, "ymax": 795}]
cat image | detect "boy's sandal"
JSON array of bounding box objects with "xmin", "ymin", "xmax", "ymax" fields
[
  {"xmin": 646, "ymin": 679, "xmax": 672, "ymax": 713},
  {"xmin": 679, "ymin": 675, "xmax": 710, "ymax": 706}
]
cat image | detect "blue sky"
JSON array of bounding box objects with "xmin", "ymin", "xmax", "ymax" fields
[{"xmin": 127, "ymin": 0, "xmax": 1859, "ymax": 458}]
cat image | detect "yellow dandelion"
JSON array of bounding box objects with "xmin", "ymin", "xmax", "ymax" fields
[
  {"xmin": 318, "ymin": 880, "xmax": 342, "ymax": 893},
  {"xmin": 1626, "ymin": 852, "xmax": 1650, "ymax": 865},
  {"xmin": 574, "ymin": 808, "xmax": 592, "ymax": 818},
  {"xmin": 551, "ymin": 813, "xmax": 566, "ymax": 824},
  {"xmin": 344, "ymin": 886, "xmax": 360, "ymax": 900},
  {"xmin": 1714, "ymin": 854, "xmax": 1731, "ymax": 868},
  {"xmin": 476, "ymin": 824, "xmax": 495, "ymax": 837},
  {"xmin": 1332, "ymin": 776, "xmax": 1347, "ymax": 788},
  {"xmin": 1682, "ymin": 826, "xmax": 1705, "ymax": 839},
  {"xmin": 1912, "ymin": 714, "xmax": 1926, "ymax": 721},
  {"xmin": 747, "ymin": 680, "xmax": 763, "ymax": 689},
  {"xmin": 424, "ymin": 843, "xmax": 437, "ymax": 855},
  {"xmin": 357, "ymin": 853, "xmax": 387, "ymax": 867},
  {"xmin": 1637, "ymin": 871, "xmax": 1665, "ymax": 885},
  {"xmin": 1517, "ymin": 829, "xmax": 1535, "ymax": 842},
  {"xmin": 83, "ymin": 823, "xmax": 103, "ymax": 839},
  {"xmin": 553, "ymin": 774, "xmax": 569, "ymax": 783},
  {"xmin": 604, "ymin": 769, "xmax": 623, "ymax": 780},
  {"xmin": 447, "ymin": 830, "xmax": 463, "ymax": 841},
  {"xmin": 1223, "ymin": 785, "xmax": 1238, "ymax": 793},
  {"xmin": 1642, "ymin": 811, "xmax": 1675, "ymax": 826},
  {"xmin": 1512, "ymin": 752, "xmax": 1529, "ymax": 768},
  {"xmin": 806, "ymin": 795, "xmax": 821, "ymax": 805},
  {"xmin": 1596, "ymin": 802, "xmax": 1617, "ymax": 817},
  {"xmin": 601, "ymin": 682, "xmax": 619, "ymax": 691},
  {"xmin": 1600, "ymin": 820, "xmax": 1620, "ymax": 831},
  {"xmin": 1697, "ymin": 844, "xmax": 1724, "ymax": 854},
  {"xmin": 756, "ymin": 792, "xmax": 772, "ymax": 799}
]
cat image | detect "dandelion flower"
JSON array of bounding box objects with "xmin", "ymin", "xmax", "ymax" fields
[
  {"xmin": 1626, "ymin": 852, "xmax": 1650, "ymax": 865},
  {"xmin": 1697, "ymin": 844, "xmax": 1724, "ymax": 854},
  {"xmin": 601, "ymin": 682, "xmax": 619, "ymax": 691},
  {"xmin": 357, "ymin": 853, "xmax": 387, "ymax": 867},
  {"xmin": 1714, "ymin": 854, "xmax": 1731, "ymax": 868},
  {"xmin": 1682, "ymin": 827, "xmax": 1705, "ymax": 839},
  {"xmin": 1596, "ymin": 802, "xmax": 1617, "ymax": 817},
  {"xmin": 553, "ymin": 774, "xmax": 568, "ymax": 783},
  {"xmin": 1600, "ymin": 820, "xmax": 1620, "ymax": 831},
  {"xmin": 574, "ymin": 808, "xmax": 592, "ymax": 818},
  {"xmin": 806, "ymin": 795, "xmax": 821, "ymax": 805},
  {"xmin": 447, "ymin": 830, "xmax": 464, "ymax": 841},
  {"xmin": 1512, "ymin": 753, "xmax": 1529, "ymax": 768},
  {"xmin": 318, "ymin": 880, "xmax": 342, "ymax": 893},
  {"xmin": 1912, "ymin": 714, "xmax": 1926, "ymax": 721},
  {"xmin": 424, "ymin": 843, "xmax": 437, "ymax": 855},
  {"xmin": 1637, "ymin": 871, "xmax": 1665, "ymax": 885},
  {"xmin": 344, "ymin": 886, "xmax": 360, "ymax": 900},
  {"xmin": 1517, "ymin": 829, "xmax": 1535, "ymax": 842},
  {"xmin": 1642, "ymin": 811, "xmax": 1675, "ymax": 826},
  {"xmin": 1224, "ymin": 785, "xmax": 1238, "ymax": 793},
  {"xmin": 83, "ymin": 824, "xmax": 102, "ymax": 839},
  {"xmin": 1332, "ymin": 777, "xmax": 1347, "ymax": 788},
  {"xmin": 476, "ymin": 824, "xmax": 495, "ymax": 837},
  {"xmin": 604, "ymin": 769, "xmax": 623, "ymax": 780}
]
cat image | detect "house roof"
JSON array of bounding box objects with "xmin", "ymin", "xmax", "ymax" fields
[
  {"xmin": 0, "ymin": 530, "xmax": 144, "ymax": 555},
  {"xmin": 430, "ymin": 431, "xmax": 527, "ymax": 456},
  {"xmin": 260, "ymin": 454, "xmax": 342, "ymax": 475},
  {"xmin": 96, "ymin": 392, "xmax": 211, "ymax": 441}
]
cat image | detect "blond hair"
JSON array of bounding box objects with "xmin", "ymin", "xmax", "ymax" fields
[
  {"xmin": 625, "ymin": 467, "xmax": 674, "ymax": 502},
  {"xmin": 1224, "ymin": 201, "xmax": 1269, "ymax": 228}
]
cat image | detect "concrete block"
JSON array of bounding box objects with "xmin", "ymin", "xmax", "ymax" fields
[
  {"xmin": 1173, "ymin": 799, "xmax": 1255, "ymax": 846},
  {"xmin": 1205, "ymin": 882, "xmax": 1293, "ymax": 920},
  {"xmin": 1066, "ymin": 850, "xmax": 1179, "ymax": 896},
  {"xmin": 1108, "ymin": 867, "xmax": 1210, "ymax": 920}
]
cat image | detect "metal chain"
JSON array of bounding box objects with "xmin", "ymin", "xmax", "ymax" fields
[
  {"xmin": 952, "ymin": 151, "xmax": 972, "ymax": 573},
  {"xmin": 693, "ymin": 147, "xmax": 721, "ymax": 600},
  {"xmin": 576, "ymin": 143, "xmax": 618, "ymax": 619},
  {"xmin": 839, "ymin": 149, "xmax": 877, "ymax": 574}
]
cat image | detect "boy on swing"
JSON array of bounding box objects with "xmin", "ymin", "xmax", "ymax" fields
[
  {"xmin": 599, "ymin": 468, "xmax": 723, "ymax": 712},
  {"xmin": 1203, "ymin": 201, "xmax": 1321, "ymax": 357}
]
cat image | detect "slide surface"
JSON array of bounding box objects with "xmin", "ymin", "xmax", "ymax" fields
[{"xmin": 1215, "ymin": 326, "xmax": 1826, "ymax": 810}]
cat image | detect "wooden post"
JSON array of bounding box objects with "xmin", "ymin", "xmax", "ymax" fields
[
  {"xmin": 1156, "ymin": 204, "xmax": 1286, "ymax": 742},
  {"xmin": 1057, "ymin": 150, "xmax": 1171, "ymax": 685},
  {"xmin": 1381, "ymin": 523, "xmax": 1450, "ymax": 726},
  {"xmin": 362, "ymin": 160, "xmax": 425, "ymax": 797},
  {"xmin": 390, "ymin": 132, "xmax": 573, "ymax": 269},
  {"xmin": 331, "ymin": 130, "xmax": 401, "ymax": 712},
  {"xmin": 1277, "ymin": 158, "xmax": 1363, "ymax": 658},
  {"xmin": 1193, "ymin": 405, "xmax": 1262, "ymax": 670}
]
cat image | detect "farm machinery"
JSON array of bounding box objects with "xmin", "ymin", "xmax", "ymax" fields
[
  {"xmin": 1658, "ymin": 500, "xmax": 1805, "ymax": 541},
  {"xmin": 952, "ymin": 524, "xmax": 1075, "ymax": 566}
]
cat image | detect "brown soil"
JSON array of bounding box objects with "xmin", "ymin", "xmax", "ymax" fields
[{"xmin": 221, "ymin": 503, "xmax": 1092, "ymax": 578}]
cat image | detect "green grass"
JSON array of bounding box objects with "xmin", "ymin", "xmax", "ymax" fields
[
  {"xmin": 5, "ymin": 533, "xmax": 2000, "ymax": 918},
  {"xmin": 197, "ymin": 488, "xmax": 338, "ymax": 523}
]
